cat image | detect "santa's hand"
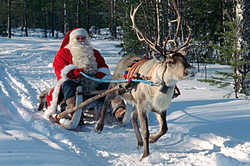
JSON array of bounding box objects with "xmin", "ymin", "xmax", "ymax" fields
[
  {"xmin": 67, "ymin": 68, "xmax": 84, "ymax": 79},
  {"xmin": 95, "ymin": 72, "xmax": 106, "ymax": 79}
]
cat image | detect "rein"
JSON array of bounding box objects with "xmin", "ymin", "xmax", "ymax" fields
[
  {"xmin": 80, "ymin": 72, "xmax": 155, "ymax": 86},
  {"xmin": 159, "ymin": 63, "xmax": 169, "ymax": 93},
  {"xmin": 148, "ymin": 59, "xmax": 175, "ymax": 94},
  {"xmin": 80, "ymin": 58, "xmax": 174, "ymax": 91}
]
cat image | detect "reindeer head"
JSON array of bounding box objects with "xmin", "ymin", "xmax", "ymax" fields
[
  {"xmin": 163, "ymin": 52, "xmax": 191, "ymax": 83},
  {"xmin": 130, "ymin": 0, "xmax": 192, "ymax": 82}
]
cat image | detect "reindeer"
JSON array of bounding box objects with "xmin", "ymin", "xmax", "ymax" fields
[{"xmin": 96, "ymin": 0, "xmax": 192, "ymax": 160}]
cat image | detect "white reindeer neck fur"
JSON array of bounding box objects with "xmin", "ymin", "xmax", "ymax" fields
[{"xmin": 138, "ymin": 59, "xmax": 178, "ymax": 87}]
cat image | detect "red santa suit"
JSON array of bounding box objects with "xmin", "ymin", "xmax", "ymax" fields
[{"xmin": 44, "ymin": 28, "xmax": 111, "ymax": 118}]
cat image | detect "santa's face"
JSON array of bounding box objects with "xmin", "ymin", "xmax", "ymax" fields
[
  {"xmin": 76, "ymin": 35, "xmax": 87, "ymax": 46},
  {"xmin": 70, "ymin": 35, "xmax": 90, "ymax": 47}
]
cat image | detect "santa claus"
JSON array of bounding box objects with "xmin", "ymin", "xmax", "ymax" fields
[{"xmin": 44, "ymin": 28, "xmax": 111, "ymax": 118}]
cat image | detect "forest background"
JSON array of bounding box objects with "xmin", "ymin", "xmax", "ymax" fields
[{"xmin": 0, "ymin": 0, "xmax": 249, "ymax": 98}]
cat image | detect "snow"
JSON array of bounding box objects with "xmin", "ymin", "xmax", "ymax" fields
[{"xmin": 0, "ymin": 36, "xmax": 250, "ymax": 166}]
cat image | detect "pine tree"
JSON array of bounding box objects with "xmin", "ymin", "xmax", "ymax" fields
[
  {"xmin": 116, "ymin": 0, "xmax": 146, "ymax": 56},
  {"xmin": 199, "ymin": 12, "xmax": 250, "ymax": 98}
]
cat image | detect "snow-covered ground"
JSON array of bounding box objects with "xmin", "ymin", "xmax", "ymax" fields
[{"xmin": 0, "ymin": 36, "xmax": 250, "ymax": 166}]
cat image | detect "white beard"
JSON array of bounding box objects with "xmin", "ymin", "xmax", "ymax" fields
[{"xmin": 66, "ymin": 41, "xmax": 98, "ymax": 76}]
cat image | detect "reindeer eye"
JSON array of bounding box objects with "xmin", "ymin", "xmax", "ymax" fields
[{"xmin": 167, "ymin": 61, "xmax": 175, "ymax": 65}]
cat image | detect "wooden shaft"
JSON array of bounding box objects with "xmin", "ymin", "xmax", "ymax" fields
[{"xmin": 57, "ymin": 86, "xmax": 123, "ymax": 119}]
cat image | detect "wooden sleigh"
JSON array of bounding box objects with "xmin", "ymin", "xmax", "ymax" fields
[
  {"xmin": 56, "ymin": 85, "xmax": 124, "ymax": 129},
  {"xmin": 38, "ymin": 85, "xmax": 124, "ymax": 130}
]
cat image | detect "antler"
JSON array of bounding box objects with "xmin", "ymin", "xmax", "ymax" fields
[
  {"xmin": 171, "ymin": 24, "xmax": 192, "ymax": 53},
  {"xmin": 130, "ymin": 2, "xmax": 162, "ymax": 55},
  {"xmin": 163, "ymin": 0, "xmax": 191, "ymax": 55},
  {"xmin": 163, "ymin": 1, "xmax": 181, "ymax": 49},
  {"xmin": 130, "ymin": 1, "xmax": 191, "ymax": 57}
]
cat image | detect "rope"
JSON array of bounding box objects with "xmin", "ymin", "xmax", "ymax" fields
[{"xmin": 80, "ymin": 72, "xmax": 154, "ymax": 86}]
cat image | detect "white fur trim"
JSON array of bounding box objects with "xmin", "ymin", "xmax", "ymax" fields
[
  {"xmin": 98, "ymin": 67, "xmax": 111, "ymax": 75},
  {"xmin": 70, "ymin": 28, "xmax": 88, "ymax": 41},
  {"xmin": 44, "ymin": 64, "xmax": 79, "ymax": 118},
  {"xmin": 60, "ymin": 64, "xmax": 78, "ymax": 78},
  {"xmin": 44, "ymin": 77, "xmax": 65, "ymax": 118}
]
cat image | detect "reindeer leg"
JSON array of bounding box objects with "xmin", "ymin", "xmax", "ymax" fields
[
  {"xmin": 95, "ymin": 104, "xmax": 107, "ymax": 133},
  {"xmin": 137, "ymin": 106, "xmax": 150, "ymax": 160},
  {"xmin": 131, "ymin": 110, "xmax": 143, "ymax": 147},
  {"xmin": 149, "ymin": 110, "xmax": 168, "ymax": 143}
]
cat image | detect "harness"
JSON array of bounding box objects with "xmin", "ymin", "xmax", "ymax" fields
[{"xmin": 124, "ymin": 58, "xmax": 151, "ymax": 83}]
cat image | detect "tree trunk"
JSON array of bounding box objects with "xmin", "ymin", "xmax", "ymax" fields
[
  {"xmin": 242, "ymin": 0, "xmax": 250, "ymax": 95},
  {"xmin": 235, "ymin": 0, "xmax": 250, "ymax": 96},
  {"xmin": 63, "ymin": 0, "xmax": 68, "ymax": 34},
  {"xmin": 44, "ymin": 8, "xmax": 48, "ymax": 38},
  {"xmin": 76, "ymin": 0, "xmax": 80, "ymax": 27},
  {"xmin": 8, "ymin": 0, "xmax": 11, "ymax": 38},
  {"xmin": 85, "ymin": 0, "xmax": 90, "ymax": 33},
  {"xmin": 110, "ymin": 0, "xmax": 117, "ymax": 39},
  {"xmin": 51, "ymin": 0, "xmax": 55, "ymax": 37},
  {"xmin": 23, "ymin": 0, "xmax": 28, "ymax": 37},
  {"xmin": 155, "ymin": 0, "xmax": 160, "ymax": 45},
  {"xmin": 220, "ymin": 0, "xmax": 224, "ymax": 45}
]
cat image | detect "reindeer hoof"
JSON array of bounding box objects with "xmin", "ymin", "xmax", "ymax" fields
[
  {"xmin": 149, "ymin": 139, "xmax": 156, "ymax": 144},
  {"xmin": 95, "ymin": 121, "xmax": 104, "ymax": 133},
  {"xmin": 149, "ymin": 137, "xmax": 157, "ymax": 143},
  {"xmin": 137, "ymin": 142, "xmax": 143, "ymax": 149},
  {"xmin": 140, "ymin": 153, "xmax": 149, "ymax": 161}
]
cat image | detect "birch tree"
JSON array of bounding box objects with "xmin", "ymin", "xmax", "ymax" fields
[{"xmin": 235, "ymin": 0, "xmax": 250, "ymax": 96}]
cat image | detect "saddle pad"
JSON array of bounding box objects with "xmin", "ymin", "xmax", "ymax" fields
[{"xmin": 124, "ymin": 57, "xmax": 148, "ymax": 80}]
